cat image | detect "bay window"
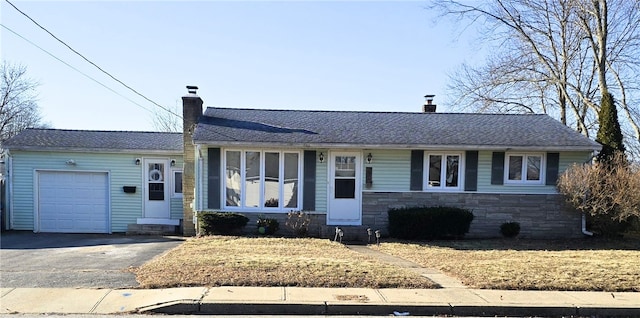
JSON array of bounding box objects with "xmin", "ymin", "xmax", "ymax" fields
[{"xmin": 224, "ymin": 149, "xmax": 301, "ymax": 210}]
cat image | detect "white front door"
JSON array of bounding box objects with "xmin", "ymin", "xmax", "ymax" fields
[
  {"xmin": 327, "ymin": 152, "xmax": 362, "ymax": 225},
  {"xmin": 144, "ymin": 159, "xmax": 170, "ymax": 219}
]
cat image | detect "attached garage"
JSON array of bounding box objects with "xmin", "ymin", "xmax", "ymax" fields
[
  {"xmin": 3, "ymin": 129, "xmax": 184, "ymax": 233},
  {"xmin": 37, "ymin": 171, "xmax": 110, "ymax": 233}
]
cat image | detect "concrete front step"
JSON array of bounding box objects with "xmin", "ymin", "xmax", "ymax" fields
[{"xmin": 127, "ymin": 224, "xmax": 178, "ymax": 235}]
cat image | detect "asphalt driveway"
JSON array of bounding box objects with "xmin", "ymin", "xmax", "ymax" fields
[{"xmin": 0, "ymin": 231, "xmax": 184, "ymax": 288}]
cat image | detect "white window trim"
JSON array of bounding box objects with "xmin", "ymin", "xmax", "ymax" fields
[
  {"xmin": 223, "ymin": 149, "xmax": 302, "ymax": 212},
  {"xmin": 171, "ymin": 170, "xmax": 183, "ymax": 198},
  {"xmin": 504, "ymin": 153, "xmax": 545, "ymax": 185},
  {"xmin": 423, "ymin": 152, "xmax": 464, "ymax": 192}
]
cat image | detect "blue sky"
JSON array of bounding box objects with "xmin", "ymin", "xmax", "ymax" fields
[{"xmin": 1, "ymin": 1, "xmax": 482, "ymax": 131}]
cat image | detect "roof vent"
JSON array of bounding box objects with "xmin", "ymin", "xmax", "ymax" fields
[
  {"xmin": 423, "ymin": 94, "xmax": 436, "ymax": 113},
  {"xmin": 186, "ymin": 85, "xmax": 199, "ymax": 95}
]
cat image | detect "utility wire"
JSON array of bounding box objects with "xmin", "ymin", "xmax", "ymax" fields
[
  {"xmin": 4, "ymin": 0, "xmax": 183, "ymax": 120},
  {"xmin": 1, "ymin": 23, "xmax": 156, "ymax": 115}
]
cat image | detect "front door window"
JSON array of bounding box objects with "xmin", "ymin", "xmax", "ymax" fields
[
  {"xmin": 334, "ymin": 156, "xmax": 356, "ymax": 199},
  {"xmin": 148, "ymin": 163, "xmax": 165, "ymax": 200}
]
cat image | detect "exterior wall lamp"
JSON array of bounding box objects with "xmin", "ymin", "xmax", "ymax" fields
[
  {"xmin": 318, "ymin": 152, "xmax": 325, "ymax": 163},
  {"xmin": 170, "ymin": 159, "xmax": 176, "ymax": 166},
  {"xmin": 135, "ymin": 158, "xmax": 141, "ymax": 165},
  {"xmin": 367, "ymin": 153, "xmax": 373, "ymax": 164}
]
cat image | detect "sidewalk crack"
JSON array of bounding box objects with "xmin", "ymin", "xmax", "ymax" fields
[
  {"xmin": 89, "ymin": 289, "xmax": 113, "ymax": 313},
  {"xmin": 374, "ymin": 289, "xmax": 388, "ymax": 303}
]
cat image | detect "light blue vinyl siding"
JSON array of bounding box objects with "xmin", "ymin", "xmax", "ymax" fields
[
  {"xmin": 361, "ymin": 150, "xmax": 411, "ymax": 192},
  {"xmin": 315, "ymin": 149, "xmax": 328, "ymax": 212},
  {"xmin": 8, "ymin": 151, "xmax": 182, "ymax": 232},
  {"xmin": 170, "ymin": 157, "xmax": 185, "ymax": 219}
]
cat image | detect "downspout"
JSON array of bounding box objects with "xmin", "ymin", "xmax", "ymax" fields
[
  {"xmin": 6, "ymin": 151, "xmax": 13, "ymax": 231},
  {"xmin": 581, "ymin": 153, "xmax": 597, "ymax": 236},
  {"xmin": 582, "ymin": 213, "xmax": 594, "ymax": 236}
]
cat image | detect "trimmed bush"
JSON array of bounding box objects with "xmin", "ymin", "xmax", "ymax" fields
[
  {"xmin": 388, "ymin": 206, "xmax": 474, "ymax": 240},
  {"xmin": 198, "ymin": 212, "xmax": 249, "ymax": 235},
  {"xmin": 500, "ymin": 221, "xmax": 521, "ymax": 238}
]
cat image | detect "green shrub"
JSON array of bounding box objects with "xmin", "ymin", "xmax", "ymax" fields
[
  {"xmin": 257, "ymin": 216, "xmax": 279, "ymax": 235},
  {"xmin": 388, "ymin": 206, "xmax": 474, "ymax": 240},
  {"xmin": 198, "ymin": 212, "xmax": 249, "ymax": 235},
  {"xmin": 500, "ymin": 221, "xmax": 521, "ymax": 238}
]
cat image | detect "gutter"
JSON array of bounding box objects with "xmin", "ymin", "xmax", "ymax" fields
[{"xmin": 192, "ymin": 141, "xmax": 600, "ymax": 152}]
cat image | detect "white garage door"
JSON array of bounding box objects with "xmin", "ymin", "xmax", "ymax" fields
[{"xmin": 37, "ymin": 171, "xmax": 109, "ymax": 233}]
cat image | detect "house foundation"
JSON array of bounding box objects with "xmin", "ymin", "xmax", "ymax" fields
[{"xmin": 362, "ymin": 192, "xmax": 583, "ymax": 239}]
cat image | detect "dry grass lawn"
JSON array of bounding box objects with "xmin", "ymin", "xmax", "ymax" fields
[
  {"xmin": 373, "ymin": 239, "xmax": 640, "ymax": 292},
  {"xmin": 134, "ymin": 236, "xmax": 436, "ymax": 289}
]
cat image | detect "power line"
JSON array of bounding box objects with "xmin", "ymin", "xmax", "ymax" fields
[
  {"xmin": 4, "ymin": 0, "xmax": 183, "ymax": 120},
  {"xmin": 1, "ymin": 23, "xmax": 156, "ymax": 115}
]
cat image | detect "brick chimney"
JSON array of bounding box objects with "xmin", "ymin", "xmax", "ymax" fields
[
  {"xmin": 423, "ymin": 94, "xmax": 436, "ymax": 113},
  {"xmin": 182, "ymin": 85, "xmax": 203, "ymax": 236}
]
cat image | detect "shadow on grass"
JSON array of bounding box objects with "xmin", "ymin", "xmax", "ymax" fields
[{"xmin": 384, "ymin": 237, "xmax": 640, "ymax": 251}]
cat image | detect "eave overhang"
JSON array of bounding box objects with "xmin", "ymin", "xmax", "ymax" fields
[{"xmin": 193, "ymin": 140, "xmax": 601, "ymax": 152}]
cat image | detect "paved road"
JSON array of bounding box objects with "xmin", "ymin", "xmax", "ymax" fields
[{"xmin": 0, "ymin": 232, "xmax": 184, "ymax": 288}]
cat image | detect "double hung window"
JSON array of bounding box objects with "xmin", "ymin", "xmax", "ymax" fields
[
  {"xmin": 505, "ymin": 153, "xmax": 543, "ymax": 184},
  {"xmin": 425, "ymin": 153, "xmax": 462, "ymax": 190},
  {"xmin": 224, "ymin": 150, "xmax": 301, "ymax": 210}
]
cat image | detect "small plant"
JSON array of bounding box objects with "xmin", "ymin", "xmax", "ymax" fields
[
  {"xmin": 257, "ymin": 215, "xmax": 279, "ymax": 235},
  {"xmin": 197, "ymin": 211, "xmax": 249, "ymax": 235},
  {"xmin": 500, "ymin": 221, "xmax": 521, "ymax": 238},
  {"xmin": 286, "ymin": 210, "xmax": 312, "ymax": 237},
  {"xmin": 264, "ymin": 198, "xmax": 279, "ymax": 207}
]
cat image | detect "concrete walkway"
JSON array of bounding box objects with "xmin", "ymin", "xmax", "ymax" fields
[
  {"xmin": 2, "ymin": 286, "xmax": 639, "ymax": 316},
  {"xmin": 347, "ymin": 245, "xmax": 466, "ymax": 288}
]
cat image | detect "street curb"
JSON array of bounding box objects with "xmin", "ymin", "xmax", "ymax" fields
[{"xmin": 140, "ymin": 301, "xmax": 640, "ymax": 317}]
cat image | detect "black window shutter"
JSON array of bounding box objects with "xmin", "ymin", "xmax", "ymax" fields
[
  {"xmin": 464, "ymin": 151, "xmax": 479, "ymax": 191},
  {"xmin": 208, "ymin": 148, "xmax": 221, "ymax": 209},
  {"xmin": 491, "ymin": 152, "xmax": 505, "ymax": 185},
  {"xmin": 410, "ymin": 150, "xmax": 424, "ymax": 191},
  {"xmin": 303, "ymin": 150, "xmax": 316, "ymax": 211},
  {"xmin": 546, "ymin": 152, "xmax": 560, "ymax": 185}
]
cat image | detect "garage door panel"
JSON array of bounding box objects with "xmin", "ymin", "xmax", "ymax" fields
[{"xmin": 38, "ymin": 171, "xmax": 109, "ymax": 233}]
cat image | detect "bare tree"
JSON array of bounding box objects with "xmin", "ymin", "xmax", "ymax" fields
[
  {"xmin": 434, "ymin": 0, "xmax": 640, "ymax": 158},
  {"xmin": 151, "ymin": 101, "xmax": 182, "ymax": 133},
  {"xmin": 0, "ymin": 62, "xmax": 48, "ymax": 144}
]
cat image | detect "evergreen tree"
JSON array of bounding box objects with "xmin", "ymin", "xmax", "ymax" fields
[{"xmin": 596, "ymin": 91, "xmax": 625, "ymax": 163}]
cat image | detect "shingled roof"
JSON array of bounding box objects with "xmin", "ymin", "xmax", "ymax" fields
[
  {"xmin": 193, "ymin": 108, "xmax": 601, "ymax": 151},
  {"xmin": 3, "ymin": 129, "xmax": 183, "ymax": 153}
]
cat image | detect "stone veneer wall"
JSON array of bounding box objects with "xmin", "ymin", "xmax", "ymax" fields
[{"xmin": 362, "ymin": 192, "xmax": 583, "ymax": 239}]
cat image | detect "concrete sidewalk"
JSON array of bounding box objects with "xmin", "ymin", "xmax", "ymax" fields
[{"xmin": 2, "ymin": 286, "xmax": 639, "ymax": 316}]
